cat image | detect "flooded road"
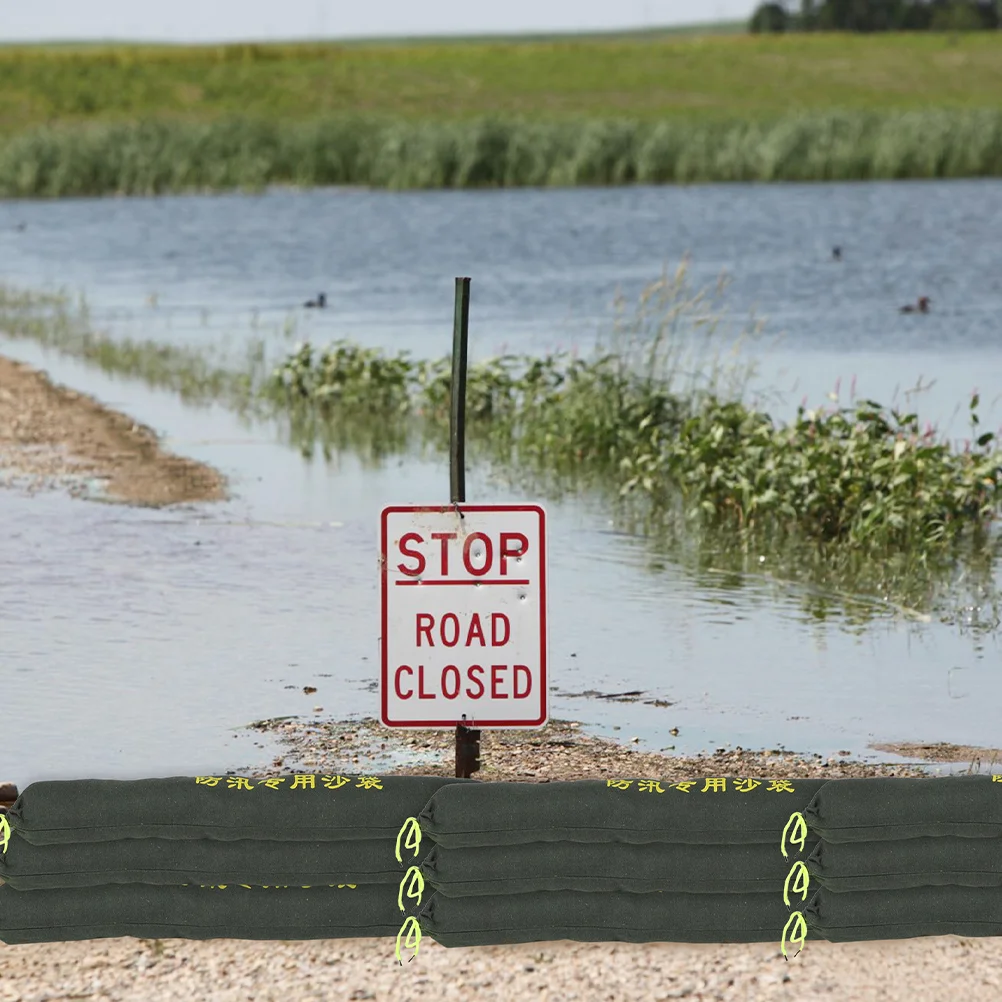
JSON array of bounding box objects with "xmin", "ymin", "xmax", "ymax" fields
[{"xmin": 1, "ymin": 179, "xmax": 1001, "ymax": 784}]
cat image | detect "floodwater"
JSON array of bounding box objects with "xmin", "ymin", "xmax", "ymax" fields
[{"xmin": 1, "ymin": 180, "xmax": 1001, "ymax": 784}]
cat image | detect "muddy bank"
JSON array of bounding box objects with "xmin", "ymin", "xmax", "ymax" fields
[
  {"xmin": 0, "ymin": 354, "xmax": 225, "ymax": 506},
  {"xmin": 872, "ymin": 741, "xmax": 1002, "ymax": 767},
  {"xmin": 241, "ymin": 715, "xmax": 936, "ymax": 781}
]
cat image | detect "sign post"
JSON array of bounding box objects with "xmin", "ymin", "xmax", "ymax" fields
[
  {"xmin": 379, "ymin": 277, "xmax": 548, "ymax": 778},
  {"xmin": 450, "ymin": 278, "xmax": 476, "ymax": 777}
]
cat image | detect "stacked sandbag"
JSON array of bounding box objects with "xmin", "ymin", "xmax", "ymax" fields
[
  {"xmin": 409, "ymin": 774, "xmax": 1002, "ymax": 947},
  {"xmin": 6, "ymin": 772, "xmax": 1001, "ymax": 947},
  {"xmin": 409, "ymin": 776, "xmax": 830, "ymax": 946},
  {"xmin": 796, "ymin": 775, "xmax": 1002, "ymax": 941},
  {"xmin": 0, "ymin": 773, "xmax": 467, "ymax": 944}
]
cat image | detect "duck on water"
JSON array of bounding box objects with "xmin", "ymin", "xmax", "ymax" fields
[
  {"xmin": 304, "ymin": 293, "xmax": 327, "ymax": 309},
  {"xmin": 900, "ymin": 296, "xmax": 930, "ymax": 314}
]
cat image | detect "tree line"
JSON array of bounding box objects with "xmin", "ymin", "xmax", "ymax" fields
[{"xmin": 750, "ymin": 0, "xmax": 1000, "ymax": 31}]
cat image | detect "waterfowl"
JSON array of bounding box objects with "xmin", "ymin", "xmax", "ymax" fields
[
  {"xmin": 304, "ymin": 293, "xmax": 327, "ymax": 309},
  {"xmin": 899, "ymin": 296, "xmax": 930, "ymax": 314},
  {"xmin": 832, "ymin": 246, "xmax": 842, "ymax": 261}
]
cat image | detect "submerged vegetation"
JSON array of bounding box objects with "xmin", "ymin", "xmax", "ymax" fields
[
  {"xmin": 0, "ymin": 286, "xmax": 267, "ymax": 410},
  {"xmin": 1, "ymin": 267, "xmax": 1000, "ymax": 632},
  {"xmin": 267, "ymin": 336, "xmax": 1002, "ymax": 556},
  {"xmin": 3, "ymin": 109, "xmax": 1002, "ymax": 196}
]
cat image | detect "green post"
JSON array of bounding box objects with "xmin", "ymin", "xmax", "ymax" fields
[
  {"xmin": 450, "ymin": 277, "xmax": 471, "ymax": 506},
  {"xmin": 450, "ymin": 277, "xmax": 481, "ymax": 779}
]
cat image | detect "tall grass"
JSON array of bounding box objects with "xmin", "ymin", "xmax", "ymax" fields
[
  {"xmin": 2, "ymin": 109, "xmax": 1002, "ymax": 197},
  {"xmin": 0, "ymin": 285, "xmax": 268, "ymax": 409}
]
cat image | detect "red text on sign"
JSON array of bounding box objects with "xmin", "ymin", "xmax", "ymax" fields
[
  {"xmin": 394, "ymin": 664, "xmax": 533, "ymax": 701},
  {"xmin": 415, "ymin": 612, "xmax": 510, "ymax": 647},
  {"xmin": 396, "ymin": 531, "xmax": 529, "ymax": 578}
]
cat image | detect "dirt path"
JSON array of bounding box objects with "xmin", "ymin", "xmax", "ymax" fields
[{"xmin": 0, "ymin": 354, "xmax": 225, "ymax": 506}]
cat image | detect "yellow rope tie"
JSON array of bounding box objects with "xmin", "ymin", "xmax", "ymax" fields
[
  {"xmin": 781, "ymin": 811, "xmax": 808, "ymax": 859},
  {"xmin": 781, "ymin": 911, "xmax": 808, "ymax": 960},
  {"xmin": 783, "ymin": 860, "xmax": 810, "ymax": 907},
  {"xmin": 397, "ymin": 866, "xmax": 425, "ymax": 913},
  {"xmin": 395, "ymin": 817, "xmax": 422, "ymax": 864},
  {"xmin": 395, "ymin": 915, "xmax": 422, "ymax": 964}
]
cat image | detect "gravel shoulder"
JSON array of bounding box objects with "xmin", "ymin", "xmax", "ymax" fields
[
  {"xmin": 0, "ymin": 353, "xmax": 225, "ymax": 506},
  {"xmin": 4, "ymin": 717, "xmax": 1001, "ymax": 1002}
]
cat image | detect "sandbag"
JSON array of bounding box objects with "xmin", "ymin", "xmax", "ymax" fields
[
  {"xmin": 807, "ymin": 836, "xmax": 1002, "ymax": 892},
  {"xmin": 7, "ymin": 775, "xmax": 470, "ymax": 845},
  {"xmin": 803, "ymin": 775, "xmax": 1002, "ymax": 842},
  {"xmin": 0, "ymin": 882, "xmax": 414, "ymax": 944},
  {"xmin": 0, "ymin": 834, "xmax": 407, "ymax": 890},
  {"xmin": 420, "ymin": 839, "xmax": 822, "ymax": 896},
  {"xmin": 415, "ymin": 888, "xmax": 798, "ymax": 946},
  {"xmin": 805, "ymin": 884, "xmax": 1002, "ymax": 941},
  {"xmin": 418, "ymin": 778, "xmax": 830, "ymax": 847}
]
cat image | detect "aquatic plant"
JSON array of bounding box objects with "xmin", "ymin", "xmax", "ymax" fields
[
  {"xmin": 266, "ymin": 263, "xmax": 1002, "ymax": 555},
  {"xmin": 0, "ymin": 284, "xmax": 267, "ymax": 410},
  {"xmin": 1, "ymin": 108, "xmax": 1002, "ymax": 197},
  {"xmin": 625, "ymin": 393, "xmax": 1002, "ymax": 549},
  {"xmin": 2, "ymin": 272, "xmax": 1000, "ymax": 630}
]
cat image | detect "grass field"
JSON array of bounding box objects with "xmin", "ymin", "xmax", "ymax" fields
[
  {"xmin": 0, "ymin": 31, "xmax": 1000, "ymax": 194},
  {"xmin": 0, "ymin": 32, "xmax": 1000, "ymax": 135}
]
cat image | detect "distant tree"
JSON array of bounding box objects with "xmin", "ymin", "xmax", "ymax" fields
[
  {"xmin": 809, "ymin": 0, "xmax": 997, "ymax": 30},
  {"xmin": 799, "ymin": 0, "xmax": 821, "ymax": 28},
  {"xmin": 749, "ymin": 2, "xmax": 791, "ymax": 31},
  {"xmin": 931, "ymin": 3, "xmax": 981, "ymax": 26}
]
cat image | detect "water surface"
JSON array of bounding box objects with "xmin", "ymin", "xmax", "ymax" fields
[{"xmin": 2, "ymin": 179, "xmax": 1001, "ymax": 784}]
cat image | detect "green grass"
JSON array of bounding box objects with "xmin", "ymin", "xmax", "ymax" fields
[
  {"xmin": 0, "ymin": 33, "xmax": 999, "ymax": 134},
  {"xmin": 4, "ymin": 108, "xmax": 1002, "ymax": 196},
  {"xmin": 0, "ymin": 33, "xmax": 1000, "ymax": 193}
]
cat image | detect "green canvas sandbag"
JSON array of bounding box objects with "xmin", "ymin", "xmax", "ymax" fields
[
  {"xmin": 419, "ymin": 839, "xmax": 823, "ymax": 896},
  {"xmin": 7, "ymin": 775, "xmax": 471, "ymax": 845},
  {"xmin": 0, "ymin": 882, "xmax": 414, "ymax": 944},
  {"xmin": 807, "ymin": 836, "xmax": 1002, "ymax": 892},
  {"xmin": 0, "ymin": 834, "xmax": 408, "ymax": 890},
  {"xmin": 418, "ymin": 778, "xmax": 830, "ymax": 847},
  {"xmin": 805, "ymin": 884, "xmax": 1002, "ymax": 941},
  {"xmin": 415, "ymin": 888, "xmax": 799, "ymax": 946},
  {"xmin": 803, "ymin": 775, "xmax": 1002, "ymax": 842}
]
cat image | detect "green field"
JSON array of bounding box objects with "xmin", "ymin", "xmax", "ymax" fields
[
  {"xmin": 1, "ymin": 31, "xmax": 1001, "ymax": 195},
  {"xmin": 0, "ymin": 32, "xmax": 1000, "ymax": 133}
]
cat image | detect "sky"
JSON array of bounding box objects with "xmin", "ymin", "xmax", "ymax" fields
[{"xmin": 3, "ymin": 1, "xmax": 757, "ymax": 43}]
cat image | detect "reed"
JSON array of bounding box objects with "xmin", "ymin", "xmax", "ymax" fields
[{"xmin": 2, "ymin": 108, "xmax": 1002, "ymax": 197}]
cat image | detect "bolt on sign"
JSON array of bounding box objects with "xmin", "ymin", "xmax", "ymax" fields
[{"xmin": 380, "ymin": 504, "xmax": 547, "ymax": 728}]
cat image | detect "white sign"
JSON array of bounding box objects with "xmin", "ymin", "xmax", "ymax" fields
[{"xmin": 380, "ymin": 504, "xmax": 547, "ymax": 728}]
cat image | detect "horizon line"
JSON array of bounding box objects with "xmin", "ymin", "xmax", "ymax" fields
[{"xmin": 0, "ymin": 20, "xmax": 746, "ymax": 50}]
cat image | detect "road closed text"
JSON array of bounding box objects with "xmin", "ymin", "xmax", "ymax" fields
[
  {"xmin": 395, "ymin": 611, "xmax": 532, "ymax": 700},
  {"xmin": 394, "ymin": 662, "xmax": 533, "ymax": 700}
]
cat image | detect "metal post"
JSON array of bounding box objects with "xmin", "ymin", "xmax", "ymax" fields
[
  {"xmin": 450, "ymin": 277, "xmax": 481, "ymax": 779},
  {"xmin": 450, "ymin": 277, "xmax": 470, "ymax": 508}
]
